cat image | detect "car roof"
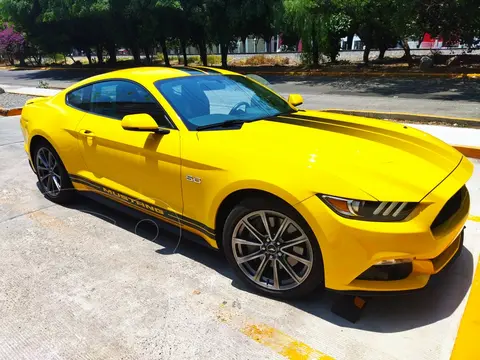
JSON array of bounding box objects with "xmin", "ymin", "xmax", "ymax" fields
[{"xmin": 66, "ymin": 66, "xmax": 239, "ymax": 91}]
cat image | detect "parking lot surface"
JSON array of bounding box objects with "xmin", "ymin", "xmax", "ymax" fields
[{"xmin": 1, "ymin": 115, "xmax": 479, "ymax": 360}]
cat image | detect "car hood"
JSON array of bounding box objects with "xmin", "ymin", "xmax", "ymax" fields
[{"xmin": 194, "ymin": 111, "xmax": 463, "ymax": 202}]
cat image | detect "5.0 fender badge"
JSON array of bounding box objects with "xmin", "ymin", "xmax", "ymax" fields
[{"xmin": 186, "ymin": 175, "xmax": 202, "ymax": 184}]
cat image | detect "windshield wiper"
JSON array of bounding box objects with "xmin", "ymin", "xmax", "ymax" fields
[{"xmin": 196, "ymin": 119, "xmax": 248, "ymax": 131}]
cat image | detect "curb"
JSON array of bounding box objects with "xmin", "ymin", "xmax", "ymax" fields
[
  {"xmin": 324, "ymin": 109, "xmax": 480, "ymax": 128},
  {"xmin": 0, "ymin": 107, "xmax": 22, "ymax": 116},
  {"xmin": 452, "ymin": 146, "xmax": 480, "ymax": 159},
  {"xmin": 451, "ymin": 255, "xmax": 480, "ymax": 359}
]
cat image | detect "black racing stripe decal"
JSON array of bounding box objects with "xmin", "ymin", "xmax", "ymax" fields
[
  {"xmin": 284, "ymin": 113, "xmax": 400, "ymax": 135},
  {"xmin": 287, "ymin": 113, "xmax": 332, "ymax": 121},
  {"xmin": 281, "ymin": 113, "xmax": 433, "ymax": 143},
  {"xmin": 70, "ymin": 174, "xmax": 103, "ymax": 191},
  {"xmin": 190, "ymin": 66, "xmax": 222, "ymax": 74},
  {"xmin": 184, "ymin": 67, "xmax": 209, "ymax": 74},
  {"xmin": 69, "ymin": 174, "xmax": 215, "ymax": 237},
  {"xmin": 175, "ymin": 67, "xmax": 208, "ymax": 75},
  {"xmin": 264, "ymin": 116, "xmax": 323, "ymax": 130},
  {"xmin": 268, "ymin": 114, "xmax": 451, "ymax": 160},
  {"xmin": 280, "ymin": 114, "xmax": 345, "ymax": 125}
]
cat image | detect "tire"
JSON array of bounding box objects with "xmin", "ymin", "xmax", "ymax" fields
[
  {"xmin": 33, "ymin": 140, "xmax": 76, "ymax": 204},
  {"xmin": 222, "ymin": 197, "xmax": 324, "ymax": 299}
]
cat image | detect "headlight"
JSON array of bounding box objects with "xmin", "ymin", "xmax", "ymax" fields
[{"xmin": 318, "ymin": 195, "xmax": 417, "ymax": 221}]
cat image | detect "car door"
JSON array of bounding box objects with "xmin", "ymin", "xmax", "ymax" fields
[{"xmin": 74, "ymin": 80, "xmax": 183, "ymax": 217}]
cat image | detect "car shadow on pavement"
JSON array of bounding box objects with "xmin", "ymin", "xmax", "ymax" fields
[
  {"xmin": 65, "ymin": 193, "xmax": 236, "ymax": 281},
  {"xmin": 286, "ymin": 246, "xmax": 474, "ymax": 333},
  {"xmin": 65, "ymin": 192, "xmax": 474, "ymax": 333}
]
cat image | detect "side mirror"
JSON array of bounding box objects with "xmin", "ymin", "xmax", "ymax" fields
[
  {"xmin": 288, "ymin": 94, "xmax": 303, "ymax": 107},
  {"xmin": 121, "ymin": 114, "xmax": 170, "ymax": 134}
]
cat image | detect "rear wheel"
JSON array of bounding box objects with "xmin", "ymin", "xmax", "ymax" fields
[
  {"xmin": 33, "ymin": 141, "xmax": 75, "ymax": 204},
  {"xmin": 223, "ymin": 198, "xmax": 324, "ymax": 299}
]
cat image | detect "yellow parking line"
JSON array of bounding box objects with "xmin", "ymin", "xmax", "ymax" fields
[
  {"xmin": 242, "ymin": 323, "xmax": 334, "ymax": 360},
  {"xmin": 468, "ymin": 215, "xmax": 480, "ymax": 222},
  {"xmin": 451, "ymin": 256, "xmax": 480, "ymax": 359}
]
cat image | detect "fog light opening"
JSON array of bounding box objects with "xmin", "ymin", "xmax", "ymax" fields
[
  {"xmin": 357, "ymin": 261, "xmax": 413, "ymax": 281},
  {"xmin": 375, "ymin": 258, "xmax": 413, "ymax": 266}
]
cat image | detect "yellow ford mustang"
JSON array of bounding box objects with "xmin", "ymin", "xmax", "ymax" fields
[{"xmin": 20, "ymin": 66, "xmax": 472, "ymax": 298}]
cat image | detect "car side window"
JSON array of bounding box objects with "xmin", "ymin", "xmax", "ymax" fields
[
  {"xmin": 67, "ymin": 80, "xmax": 172, "ymax": 128},
  {"xmin": 90, "ymin": 81, "xmax": 171, "ymax": 127},
  {"xmin": 66, "ymin": 85, "xmax": 92, "ymax": 111}
]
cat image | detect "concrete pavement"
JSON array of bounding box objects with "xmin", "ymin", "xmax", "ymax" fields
[{"xmin": 1, "ymin": 115, "xmax": 480, "ymax": 359}]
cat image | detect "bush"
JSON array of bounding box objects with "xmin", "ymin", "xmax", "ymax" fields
[
  {"xmin": 0, "ymin": 25, "xmax": 24, "ymax": 66},
  {"xmin": 155, "ymin": 53, "xmax": 164, "ymax": 64},
  {"xmin": 189, "ymin": 55, "xmax": 201, "ymax": 64},
  {"xmin": 37, "ymin": 80, "xmax": 49, "ymax": 88},
  {"xmin": 230, "ymin": 55, "xmax": 291, "ymax": 66},
  {"xmin": 178, "ymin": 55, "xmax": 201, "ymax": 65},
  {"xmin": 207, "ymin": 55, "xmax": 221, "ymax": 65}
]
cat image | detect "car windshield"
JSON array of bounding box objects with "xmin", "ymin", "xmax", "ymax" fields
[{"xmin": 155, "ymin": 75, "xmax": 293, "ymax": 130}]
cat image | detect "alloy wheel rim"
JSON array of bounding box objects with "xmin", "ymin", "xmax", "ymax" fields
[
  {"xmin": 36, "ymin": 147, "xmax": 62, "ymax": 197},
  {"xmin": 232, "ymin": 210, "xmax": 313, "ymax": 291}
]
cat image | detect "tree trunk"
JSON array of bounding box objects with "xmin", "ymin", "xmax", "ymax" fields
[
  {"xmin": 85, "ymin": 49, "xmax": 92, "ymax": 65},
  {"xmin": 160, "ymin": 37, "xmax": 170, "ymax": 66},
  {"xmin": 144, "ymin": 47, "xmax": 151, "ymax": 64},
  {"xmin": 198, "ymin": 40, "xmax": 207, "ymax": 66},
  {"xmin": 220, "ymin": 42, "xmax": 228, "ymax": 68},
  {"xmin": 363, "ymin": 45, "xmax": 371, "ymax": 64},
  {"xmin": 347, "ymin": 34, "xmax": 354, "ymax": 50},
  {"xmin": 96, "ymin": 44, "xmax": 104, "ymax": 64},
  {"xmin": 106, "ymin": 42, "xmax": 116, "ymax": 64},
  {"xmin": 180, "ymin": 39, "xmax": 188, "ymax": 66},
  {"xmin": 19, "ymin": 53, "xmax": 26, "ymax": 66},
  {"xmin": 417, "ymin": 36, "xmax": 423, "ymax": 48},
  {"xmin": 378, "ymin": 45, "xmax": 387, "ymax": 60},
  {"xmin": 401, "ymin": 39, "xmax": 413, "ymax": 67},
  {"xmin": 311, "ymin": 22, "xmax": 319, "ymax": 66},
  {"xmin": 131, "ymin": 44, "xmax": 141, "ymax": 65}
]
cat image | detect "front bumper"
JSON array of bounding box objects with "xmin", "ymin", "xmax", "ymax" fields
[
  {"xmin": 330, "ymin": 230, "xmax": 464, "ymax": 296},
  {"xmin": 295, "ymin": 156, "xmax": 472, "ymax": 293}
]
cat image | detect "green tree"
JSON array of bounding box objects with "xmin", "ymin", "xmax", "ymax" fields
[
  {"xmin": 283, "ymin": 0, "xmax": 350, "ymax": 65},
  {"xmin": 283, "ymin": 0, "xmax": 321, "ymax": 65},
  {"xmin": 418, "ymin": 0, "xmax": 480, "ymax": 49}
]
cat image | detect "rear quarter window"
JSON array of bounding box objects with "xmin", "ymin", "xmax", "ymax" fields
[{"xmin": 66, "ymin": 85, "xmax": 92, "ymax": 111}]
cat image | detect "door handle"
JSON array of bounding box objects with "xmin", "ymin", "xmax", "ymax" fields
[{"xmin": 79, "ymin": 129, "xmax": 95, "ymax": 137}]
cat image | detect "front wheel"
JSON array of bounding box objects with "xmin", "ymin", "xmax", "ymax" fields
[{"xmin": 223, "ymin": 198, "xmax": 324, "ymax": 299}]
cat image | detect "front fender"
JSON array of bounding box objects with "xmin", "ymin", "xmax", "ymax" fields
[{"xmin": 208, "ymin": 178, "xmax": 304, "ymax": 228}]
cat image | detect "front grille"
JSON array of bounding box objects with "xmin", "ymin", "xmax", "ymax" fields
[{"xmin": 431, "ymin": 186, "xmax": 465, "ymax": 231}]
